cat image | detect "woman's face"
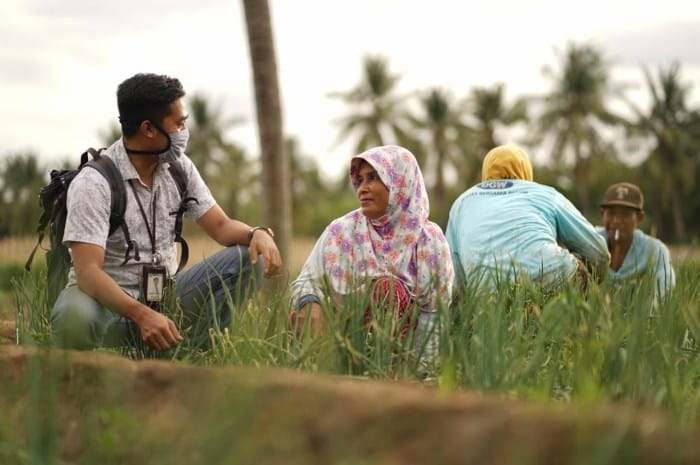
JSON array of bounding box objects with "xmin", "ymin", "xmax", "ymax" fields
[{"xmin": 353, "ymin": 161, "xmax": 389, "ymax": 220}]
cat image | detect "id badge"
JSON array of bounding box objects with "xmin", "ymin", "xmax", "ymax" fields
[{"xmin": 143, "ymin": 264, "xmax": 167, "ymax": 305}]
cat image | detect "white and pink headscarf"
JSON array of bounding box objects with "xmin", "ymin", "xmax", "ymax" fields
[{"xmin": 297, "ymin": 145, "xmax": 453, "ymax": 312}]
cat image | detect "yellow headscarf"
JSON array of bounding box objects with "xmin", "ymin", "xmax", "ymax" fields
[{"xmin": 481, "ymin": 144, "xmax": 534, "ymax": 182}]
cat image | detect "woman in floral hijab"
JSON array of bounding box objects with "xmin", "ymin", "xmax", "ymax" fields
[{"xmin": 290, "ymin": 145, "xmax": 453, "ymax": 354}]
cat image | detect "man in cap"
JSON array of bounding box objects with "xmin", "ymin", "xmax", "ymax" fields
[
  {"xmin": 446, "ymin": 144, "xmax": 610, "ymax": 296},
  {"xmin": 597, "ymin": 182, "xmax": 675, "ymax": 298}
]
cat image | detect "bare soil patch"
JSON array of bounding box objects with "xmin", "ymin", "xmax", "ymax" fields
[
  {"xmin": 0, "ymin": 320, "xmax": 14, "ymax": 343},
  {"xmin": 0, "ymin": 346, "xmax": 698, "ymax": 465}
]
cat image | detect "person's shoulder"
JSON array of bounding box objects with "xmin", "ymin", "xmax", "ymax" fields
[
  {"xmin": 168, "ymin": 152, "xmax": 196, "ymax": 172},
  {"xmin": 498, "ymin": 180, "xmax": 557, "ymax": 200},
  {"xmin": 449, "ymin": 183, "xmax": 485, "ymax": 207},
  {"xmin": 424, "ymin": 220, "xmax": 445, "ymax": 234},
  {"xmin": 70, "ymin": 142, "xmax": 130, "ymax": 197},
  {"xmin": 420, "ymin": 221, "xmax": 448, "ymax": 243},
  {"xmin": 450, "ymin": 186, "xmax": 472, "ymax": 202},
  {"xmin": 73, "ymin": 161, "xmax": 111, "ymax": 188},
  {"xmin": 326, "ymin": 210, "xmax": 362, "ymax": 231},
  {"xmin": 97, "ymin": 140, "xmax": 139, "ymax": 181},
  {"xmin": 635, "ymin": 229, "xmax": 670, "ymax": 251},
  {"xmin": 529, "ymin": 181, "xmax": 561, "ymax": 197},
  {"xmin": 542, "ymin": 184, "xmax": 584, "ymax": 210}
]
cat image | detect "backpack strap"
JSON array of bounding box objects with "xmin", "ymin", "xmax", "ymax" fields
[
  {"xmin": 25, "ymin": 181, "xmax": 58, "ymax": 271},
  {"xmin": 25, "ymin": 210, "xmax": 51, "ymax": 271},
  {"xmin": 85, "ymin": 153, "xmax": 124, "ymax": 236},
  {"xmin": 84, "ymin": 150, "xmax": 140, "ymax": 266},
  {"xmin": 167, "ymin": 161, "xmax": 198, "ymax": 273}
]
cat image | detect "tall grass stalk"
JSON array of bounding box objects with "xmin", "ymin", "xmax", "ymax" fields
[
  {"xmin": 12, "ymin": 269, "xmax": 51, "ymax": 346},
  {"xmin": 12, "ymin": 258, "xmax": 700, "ymax": 423},
  {"xmin": 445, "ymin": 260, "xmax": 700, "ymax": 425}
]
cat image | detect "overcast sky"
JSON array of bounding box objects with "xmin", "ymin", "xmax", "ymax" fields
[{"xmin": 2, "ymin": 0, "xmax": 700, "ymax": 180}]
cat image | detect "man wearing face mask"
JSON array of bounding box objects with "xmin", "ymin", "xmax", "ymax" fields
[{"xmin": 50, "ymin": 73, "xmax": 282, "ymax": 351}]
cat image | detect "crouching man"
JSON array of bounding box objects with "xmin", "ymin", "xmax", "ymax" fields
[{"xmin": 51, "ymin": 73, "xmax": 282, "ymax": 351}]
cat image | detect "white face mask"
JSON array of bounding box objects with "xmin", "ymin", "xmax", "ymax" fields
[
  {"xmin": 128, "ymin": 121, "xmax": 190, "ymax": 159},
  {"xmin": 169, "ymin": 128, "xmax": 189, "ymax": 155},
  {"xmin": 160, "ymin": 128, "xmax": 189, "ymax": 162}
]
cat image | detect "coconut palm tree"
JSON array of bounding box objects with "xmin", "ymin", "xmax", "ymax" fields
[
  {"xmin": 328, "ymin": 55, "xmax": 419, "ymax": 158},
  {"xmin": 534, "ymin": 42, "xmax": 624, "ymax": 215},
  {"xmin": 409, "ymin": 87, "xmax": 472, "ymax": 225},
  {"xmin": 185, "ymin": 94, "xmax": 245, "ymax": 177},
  {"xmin": 0, "ymin": 153, "xmax": 44, "ymax": 236},
  {"xmin": 184, "ymin": 94, "xmax": 258, "ymax": 219},
  {"xmin": 626, "ymin": 62, "xmax": 700, "ymax": 240},
  {"xmin": 467, "ymin": 83, "xmax": 528, "ymax": 156},
  {"xmin": 243, "ymin": 0, "xmax": 292, "ymax": 262},
  {"xmin": 463, "ymin": 83, "xmax": 529, "ymax": 187},
  {"xmin": 286, "ymin": 137, "xmax": 356, "ymax": 237}
]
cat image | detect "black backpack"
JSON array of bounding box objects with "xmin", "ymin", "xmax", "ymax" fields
[{"xmin": 25, "ymin": 148, "xmax": 195, "ymax": 305}]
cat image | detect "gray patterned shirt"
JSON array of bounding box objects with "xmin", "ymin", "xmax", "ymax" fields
[{"xmin": 63, "ymin": 139, "xmax": 215, "ymax": 295}]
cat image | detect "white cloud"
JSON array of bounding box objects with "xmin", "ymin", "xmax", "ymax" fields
[{"xmin": 1, "ymin": 0, "xmax": 699, "ymax": 180}]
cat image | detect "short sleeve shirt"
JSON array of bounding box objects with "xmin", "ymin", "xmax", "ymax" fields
[{"xmin": 63, "ymin": 140, "xmax": 216, "ymax": 291}]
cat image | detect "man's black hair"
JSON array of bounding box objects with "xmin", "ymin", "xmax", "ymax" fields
[{"xmin": 117, "ymin": 73, "xmax": 186, "ymax": 137}]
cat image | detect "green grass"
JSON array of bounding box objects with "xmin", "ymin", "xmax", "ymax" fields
[
  {"xmin": 444, "ymin": 261, "xmax": 700, "ymax": 423},
  {"xmin": 4, "ymin": 259, "xmax": 700, "ymax": 464},
  {"xmin": 10, "ymin": 260, "xmax": 700, "ymax": 423}
]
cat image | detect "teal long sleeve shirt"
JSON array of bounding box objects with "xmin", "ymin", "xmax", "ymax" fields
[
  {"xmin": 446, "ymin": 180, "xmax": 610, "ymax": 292},
  {"xmin": 595, "ymin": 227, "xmax": 675, "ymax": 298}
]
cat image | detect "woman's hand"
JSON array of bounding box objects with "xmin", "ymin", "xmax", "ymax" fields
[{"xmin": 292, "ymin": 302, "xmax": 325, "ymax": 336}]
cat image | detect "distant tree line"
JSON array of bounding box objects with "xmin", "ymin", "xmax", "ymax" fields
[
  {"xmin": 1, "ymin": 42, "xmax": 698, "ymax": 243},
  {"xmin": 328, "ymin": 43, "xmax": 700, "ymax": 242}
]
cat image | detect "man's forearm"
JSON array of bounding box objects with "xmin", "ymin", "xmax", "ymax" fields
[
  {"xmin": 75, "ymin": 266, "xmax": 149, "ymax": 323},
  {"xmin": 196, "ymin": 205, "xmax": 251, "ymax": 246}
]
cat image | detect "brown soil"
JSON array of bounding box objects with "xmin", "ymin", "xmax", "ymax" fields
[
  {"xmin": 0, "ymin": 345, "xmax": 698, "ymax": 465},
  {"xmin": 0, "ymin": 320, "xmax": 14, "ymax": 343}
]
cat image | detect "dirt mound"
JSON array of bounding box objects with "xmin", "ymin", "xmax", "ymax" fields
[
  {"xmin": 0, "ymin": 345, "xmax": 697, "ymax": 465},
  {"xmin": 0, "ymin": 320, "xmax": 14, "ymax": 342}
]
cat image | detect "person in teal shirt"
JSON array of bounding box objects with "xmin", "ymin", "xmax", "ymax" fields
[
  {"xmin": 446, "ymin": 144, "xmax": 610, "ymax": 295},
  {"xmin": 596, "ymin": 182, "xmax": 675, "ymax": 298}
]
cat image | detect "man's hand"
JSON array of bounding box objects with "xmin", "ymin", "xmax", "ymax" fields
[
  {"xmin": 249, "ymin": 230, "xmax": 282, "ymax": 277},
  {"xmin": 72, "ymin": 242, "xmax": 182, "ymax": 350},
  {"xmin": 573, "ymin": 254, "xmax": 594, "ymax": 293},
  {"xmin": 134, "ymin": 307, "xmax": 183, "ymax": 351}
]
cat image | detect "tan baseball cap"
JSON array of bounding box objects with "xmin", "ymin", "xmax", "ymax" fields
[{"xmin": 600, "ymin": 182, "xmax": 644, "ymax": 210}]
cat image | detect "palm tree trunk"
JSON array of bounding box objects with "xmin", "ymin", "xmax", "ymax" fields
[
  {"xmin": 573, "ymin": 143, "xmax": 591, "ymax": 215},
  {"xmin": 243, "ymin": 0, "xmax": 291, "ymax": 262},
  {"xmin": 434, "ymin": 150, "xmax": 448, "ymax": 225},
  {"xmin": 669, "ymin": 187, "xmax": 686, "ymax": 240}
]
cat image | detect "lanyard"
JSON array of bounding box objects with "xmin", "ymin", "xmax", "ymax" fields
[{"xmin": 128, "ymin": 180, "xmax": 160, "ymax": 264}]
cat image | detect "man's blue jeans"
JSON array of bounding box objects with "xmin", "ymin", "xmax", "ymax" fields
[{"xmin": 50, "ymin": 245, "xmax": 263, "ymax": 350}]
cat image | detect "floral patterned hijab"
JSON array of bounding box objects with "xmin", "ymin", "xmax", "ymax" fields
[{"xmin": 320, "ymin": 145, "xmax": 453, "ymax": 311}]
